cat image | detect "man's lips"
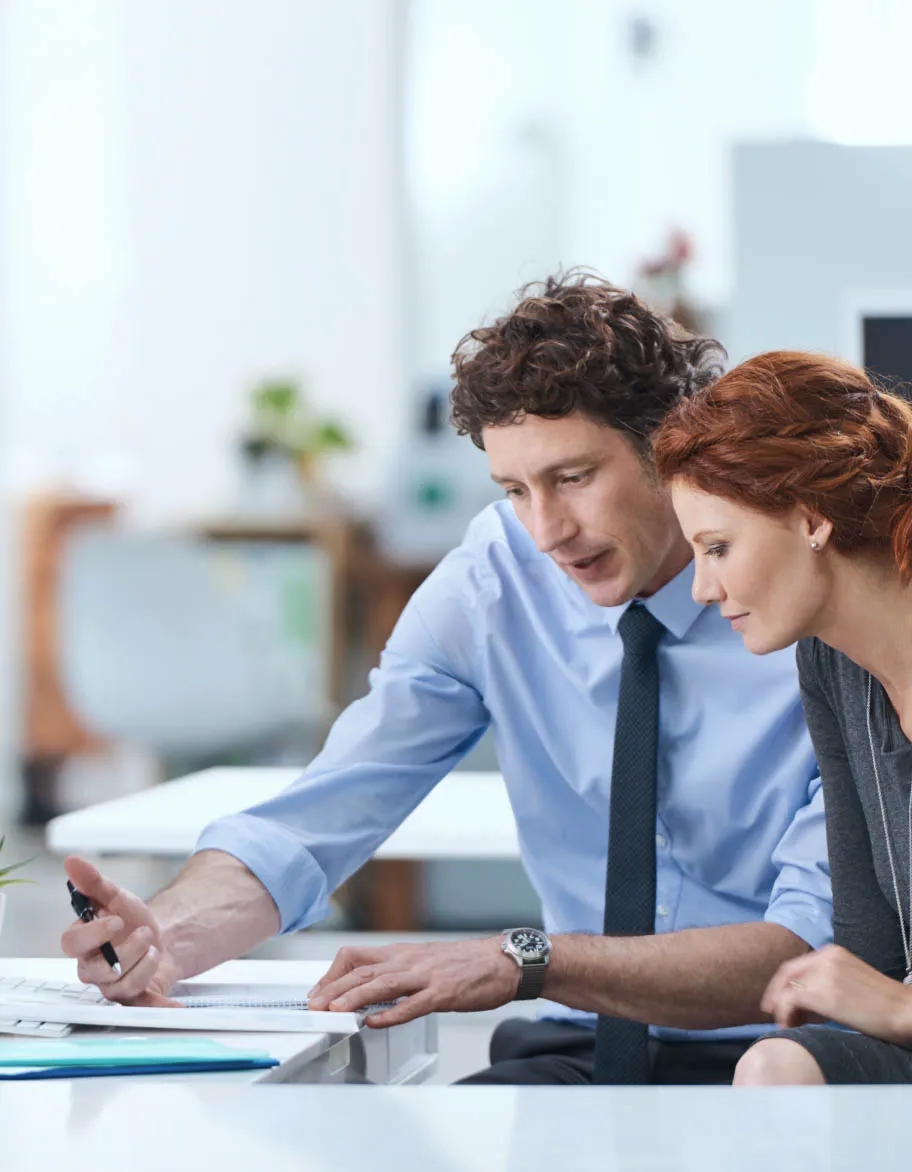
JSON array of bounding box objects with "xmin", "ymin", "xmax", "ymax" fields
[
  {"xmin": 723, "ymin": 612, "xmax": 750, "ymax": 624},
  {"xmin": 557, "ymin": 550, "xmax": 612, "ymax": 569}
]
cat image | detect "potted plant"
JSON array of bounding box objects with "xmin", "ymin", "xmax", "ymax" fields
[
  {"xmin": 0, "ymin": 836, "xmax": 34, "ymax": 940},
  {"xmin": 633, "ymin": 229, "xmax": 705, "ymax": 333},
  {"xmin": 240, "ymin": 378, "xmax": 354, "ymax": 511}
]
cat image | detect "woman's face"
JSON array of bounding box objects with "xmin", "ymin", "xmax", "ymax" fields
[{"xmin": 671, "ymin": 481, "xmax": 830, "ymax": 655}]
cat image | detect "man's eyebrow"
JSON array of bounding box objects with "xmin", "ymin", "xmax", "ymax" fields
[{"xmin": 490, "ymin": 454, "xmax": 603, "ymax": 486}]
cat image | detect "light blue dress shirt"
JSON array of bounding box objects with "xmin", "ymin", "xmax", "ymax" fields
[{"xmin": 197, "ymin": 501, "xmax": 831, "ymax": 1040}]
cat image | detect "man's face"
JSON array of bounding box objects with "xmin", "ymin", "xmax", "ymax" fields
[{"xmin": 484, "ymin": 412, "xmax": 692, "ymax": 606}]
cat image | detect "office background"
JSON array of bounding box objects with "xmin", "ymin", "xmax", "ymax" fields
[{"xmin": 1, "ymin": 2, "xmax": 912, "ymax": 1077}]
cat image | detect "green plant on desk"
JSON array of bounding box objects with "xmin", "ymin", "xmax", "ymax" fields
[
  {"xmin": 243, "ymin": 378, "xmax": 354, "ymax": 485},
  {"xmin": 0, "ymin": 835, "xmax": 34, "ymax": 889},
  {"xmin": 0, "ymin": 835, "xmax": 35, "ymax": 940}
]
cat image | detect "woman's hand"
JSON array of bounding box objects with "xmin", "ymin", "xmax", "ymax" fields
[{"xmin": 762, "ymin": 944, "xmax": 912, "ymax": 1044}]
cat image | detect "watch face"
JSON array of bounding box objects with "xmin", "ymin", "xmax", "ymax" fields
[{"xmin": 510, "ymin": 928, "xmax": 547, "ymax": 957}]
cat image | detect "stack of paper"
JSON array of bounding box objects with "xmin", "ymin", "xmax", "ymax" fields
[{"xmin": 0, "ymin": 977, "xmax": 368, "ymax": 1033}]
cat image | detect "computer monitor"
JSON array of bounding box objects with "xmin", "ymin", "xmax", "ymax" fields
[{"xmin": 845, "ymin": 293, "xmax": 912, "ymax": 385}]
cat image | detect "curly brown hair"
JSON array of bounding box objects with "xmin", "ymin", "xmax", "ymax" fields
[
  {"xmin": 450, "ymin": 270, "xmax": 726, "ymax": 454},
  {"xmin": 652, "ymin": 351, "xmax": 912, "ymax": 579}
]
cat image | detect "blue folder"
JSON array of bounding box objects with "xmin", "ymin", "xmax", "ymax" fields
[
  {"xmin": 0, "ymin": 1059, "xmax": 279, "ymax": 1080},
  {"xmin": 0, "ymin": 1035, "xmax": 280, "ymax": 1079}
]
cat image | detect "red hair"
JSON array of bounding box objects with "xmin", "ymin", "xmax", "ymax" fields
[{"xmin": 652, "ymin": 351, "xmax": 912, "ymax": 580}]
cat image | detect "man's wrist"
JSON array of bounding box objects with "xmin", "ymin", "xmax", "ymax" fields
[
  {"xmin": 542, "ymin": 933, "xmax": 569, "ymax": 999},
  {"xmin": 542, "ymin": 933, "xmax": 618, "ymax": 1006},
  {"xmin": 493, "ymin": 938, "xmax": 523, "ymax": 999}
]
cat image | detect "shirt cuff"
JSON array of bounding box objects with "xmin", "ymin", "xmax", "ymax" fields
[
  {"xmin": 194, "ymin": 812, "xmax": 330, "ymax": 933},
  {"xmin": 764, "ymin": 899, "xmax": 834, "ymax": 952}
]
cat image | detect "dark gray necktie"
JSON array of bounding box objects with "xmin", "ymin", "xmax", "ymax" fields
[{"xmin": 592, "ymin": 602, "xmax": 665, "ymax": 1085}]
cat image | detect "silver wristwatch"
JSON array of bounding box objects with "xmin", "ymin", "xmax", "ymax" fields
[{"xmin": 501, "ymin": 927, "xmax": 551, "ymax": 1001}]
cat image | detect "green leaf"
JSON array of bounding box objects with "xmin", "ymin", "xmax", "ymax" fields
[
  {"xmin": 253, "ymin": 381, "xmax": 300, "ymax": 418},
  {"xmin": 312, "ymin": 421, "xmax": 353, "ymax": 452},
  {"xmin": 0, "ymin": 839, "xmax": 36, "ymax": 886}
]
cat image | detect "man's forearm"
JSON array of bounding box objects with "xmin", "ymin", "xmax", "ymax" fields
[
  {"xmin": 149, "ymin": 850, "xmax": 281, "ymax": 979},
  {"xmin": 544, "ymin": 923, "xmax": 810, "ymax": 1029}
]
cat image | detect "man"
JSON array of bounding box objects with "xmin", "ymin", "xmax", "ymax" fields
[{"xmin": 63, "ymin": 273, "xmax": 831, "ymax": 1085}]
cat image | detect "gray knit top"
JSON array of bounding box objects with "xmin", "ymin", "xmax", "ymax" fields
[{"xmin": 798, "ymin": 637, "xmax": 911, "ymax": 979}]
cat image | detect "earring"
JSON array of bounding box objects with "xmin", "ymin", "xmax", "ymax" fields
[{"xmin": 810, "ymin": 541, "xmax": 820, "ymax": 551}]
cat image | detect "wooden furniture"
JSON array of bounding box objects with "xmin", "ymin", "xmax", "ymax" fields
[
  {"xmin": 20, "ymin": 494, "xmax": 120, "ymax": 823},
  {"xmin": 195, "ymin": 518, "xmax": 437, "ymax": 930},
  {"xmin": 23, "ymin": 497, "xmax": 441, "ymax": 929},
  {"xmin": 196, "ymin": 514, "xmax": 372, "ymax": 714}
]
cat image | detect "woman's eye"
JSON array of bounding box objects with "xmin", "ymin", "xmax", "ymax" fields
[{"xmin": 706, "ymin": 543, "xmax": 728, "ymax": 558}]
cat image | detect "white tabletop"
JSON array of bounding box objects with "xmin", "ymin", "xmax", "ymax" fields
[
  {"xmin": 0, "ymin": 1082, "xmax": 903, "ymax": 1170},
  {"xmin": 0, "ymin": 957, "xmax": 340, "ymax": 1073},
  {"xmin": 46, "ymin": 767, "xmax": 520, "ymax": 859},
  {"xmin": 0, "ymin": 957, "xmax": 438, "ymax": 1086}
]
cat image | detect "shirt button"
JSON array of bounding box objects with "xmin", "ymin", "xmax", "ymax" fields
[
  {"xmin": 656, "ymin": 834, "xmax": 667, "ymax": 849},
  {"xmin": 657, "ymin": 905, "xmax": 669, "ymax": 918}
]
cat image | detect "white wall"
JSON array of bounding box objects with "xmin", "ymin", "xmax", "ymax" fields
[
  {"xmin": 405, "ymin": 0, "xmax": 819, "ymax": 381},
  {"xmin": 560, "ymin": 0, "xmax": 816, "ymax": 306},
  {"xmin": 1, "ymin": 0, "xmax": 407, "ymax": 801},
  {"xmin": 727, "ymin": 141, "xmax": 912, "ymax": 363},
  {"xmin": 5, "ymin": 0, "xmax": 407, "ymax": 517}
]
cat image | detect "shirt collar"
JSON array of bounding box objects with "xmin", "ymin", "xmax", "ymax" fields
[{"xmin": 600, "ymin": 559, "xmax": 705, "ymax": 642}]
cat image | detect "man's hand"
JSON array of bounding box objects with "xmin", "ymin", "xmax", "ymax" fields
[
  {"xmin": 61, "ymin": 856, "xmax": 179, "ymax": 1006},
  {"xmin": 762, "ymin": 944, "xmax": 912, "ymax": 1043},
  {"xmin": 307, "ymin": 937, "xmax": 521, "ymax": 1027}
]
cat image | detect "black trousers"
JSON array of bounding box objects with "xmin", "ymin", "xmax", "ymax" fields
[{"xmin": 458, "ymin": 1018, "xmax": 753, "ymax": 1086}]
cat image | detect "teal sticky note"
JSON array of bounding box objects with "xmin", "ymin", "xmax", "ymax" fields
[{"xmin": 0, "ymin": 1036, "xmax": 273, "ymax": 1068}]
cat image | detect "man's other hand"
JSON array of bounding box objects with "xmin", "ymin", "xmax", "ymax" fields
[{"xmin": 307, "ymin": 937, "xmax": 522, "ymax": 1026}]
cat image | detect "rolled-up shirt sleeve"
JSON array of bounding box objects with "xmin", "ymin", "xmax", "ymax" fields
[
  {"xmin": 763, "ymin": 770, "xmax": 833, "ymax": 950},
  {"xmin": 194, "ymin": 552, "xmax": 491, "ymax": 932}
]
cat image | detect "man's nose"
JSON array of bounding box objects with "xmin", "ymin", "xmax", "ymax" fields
[{"xmin": 529, "ymin": 497, "xmax": 574, "ymax": 554}]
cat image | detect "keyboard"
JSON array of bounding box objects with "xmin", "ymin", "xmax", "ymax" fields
[{"xmin": 0, "ymin": 978, "xmax": 89, "ymax": 1037}]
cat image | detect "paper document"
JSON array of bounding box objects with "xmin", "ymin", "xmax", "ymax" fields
[{"xmin": 0, "ymin": 977, "xmax": 378, "ymax": 1034}]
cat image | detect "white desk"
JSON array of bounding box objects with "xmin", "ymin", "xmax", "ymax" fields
[
  {"xmin": 0, "ymin": 958, "xmax": 437, "ymax": 1085},
  {"xmin": 0, "ymin": 1083, "xmax": 903, "ymax": 1171},
  {"xmin": 46, "ymin": 767, "xmax": 519, "ymax": 859}
]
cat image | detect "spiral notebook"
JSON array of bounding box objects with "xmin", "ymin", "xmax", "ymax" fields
[{"xmin": 171, "ymin": 982, "xmax": 315, "ymax": 1009}]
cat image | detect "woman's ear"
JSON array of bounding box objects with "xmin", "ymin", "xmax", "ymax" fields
[{"xmin": 805, "ymin": 515, "xmax": 833, "ymax": 552}]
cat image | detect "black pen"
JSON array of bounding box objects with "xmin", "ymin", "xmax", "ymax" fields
[{"xmin": 67, "ymin": 880, "xmax": 122, "ymax": 976}]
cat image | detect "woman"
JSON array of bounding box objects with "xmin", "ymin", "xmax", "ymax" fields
[{"xmin": 652, "ymin": 350, "xmax": 912, "ymax": 1086}]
